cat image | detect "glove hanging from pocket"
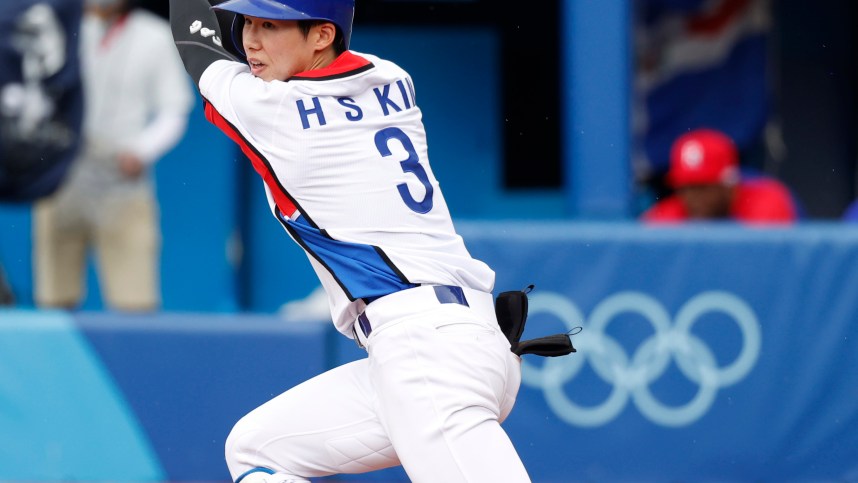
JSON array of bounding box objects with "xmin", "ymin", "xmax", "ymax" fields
[{"xmin": 494, "ymin": 285, "xmax": 577, "ymax": 357}]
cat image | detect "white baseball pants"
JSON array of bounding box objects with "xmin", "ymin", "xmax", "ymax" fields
[{"xmin": 225, "ymin": 286, "xmax": 530, "ymax": 483}]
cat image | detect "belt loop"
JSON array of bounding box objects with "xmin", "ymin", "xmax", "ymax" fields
[
  {"xmin": 353, "ymin": 312, "xmax": 372, "ymax": 349},
  {"xmin": 433, "ymin": 285, "xmax": 469, "ymax": 307},
  {"xmin": 352, "ymin": 323, "xmax": 365, "ymax": 349},
  {"xmin": 358, "ymin": 312, "xmax": 372, "ymax": 338}
]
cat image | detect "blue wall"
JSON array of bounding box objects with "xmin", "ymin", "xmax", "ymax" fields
[{"xmin": 3, "ymin": 224, "xmax": 858, "ymax": 482}]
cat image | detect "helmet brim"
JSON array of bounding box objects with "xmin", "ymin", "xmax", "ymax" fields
[
  {"xmin": 212, "ymin": 0, "xmax": 312, "ymax": 21},
  {"xmin": 212, "ymin": 0, "xmax": 354, "ymax": 51}
]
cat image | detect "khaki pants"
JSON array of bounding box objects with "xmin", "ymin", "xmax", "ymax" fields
[{"xmin": 34, "ymin": 192, "xmax": 160, "ymax": 311}]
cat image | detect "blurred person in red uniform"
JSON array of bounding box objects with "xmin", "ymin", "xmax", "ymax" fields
[{"xmin": 641, "ymin": 128, "xmax": 797, "ymax": 224}]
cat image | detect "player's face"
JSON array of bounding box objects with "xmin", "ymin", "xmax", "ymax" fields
[
  {"xmin": 242, "ymin": 16, "xmax": 314, "ymax": 82},
  {"xmin": 677, "ymin": 184, "xmax": 734, "ymax": 219}
]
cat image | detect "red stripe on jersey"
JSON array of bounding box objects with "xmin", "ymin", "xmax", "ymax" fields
[
  {"xmin": 293, "ymin": 51, "xmax": 372, "ymax": 79},
  {"xmin": 204, "ymin": 100, "xmax": 298, "ymax": 218}
]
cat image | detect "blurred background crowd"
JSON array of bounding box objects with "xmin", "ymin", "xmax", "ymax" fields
[{"xmin": 1, "ymin": 0, "xmax": 857, "ymax": 312}]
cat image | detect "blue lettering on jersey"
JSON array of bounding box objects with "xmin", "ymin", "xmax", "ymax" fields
[
  {"xmin": 297, "ymin": 97, "xmax": 327, "ymax": 129},
  {"xmin": 405, "ymin": 77, "xmax": 416, "ymax": 104},
  {"xmin": 373, "ymin": 84, "xmax": 403, "ymax": 116},
  {"xmin": 396, "ymin": 80, "xmax": 411, "ymax": 109},
  {"xmin": 337, "ymin": 97, "xmax": 364, "ymax": 121},
  {"xmin": 375, "ymin": 127, "xmax": 434, "ymax": 214}
]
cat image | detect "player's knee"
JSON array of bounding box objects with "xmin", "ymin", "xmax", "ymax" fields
[
  {"xmin": 225, "ymin": 416, "xmax": 256, "ymax": 473},
  {"xmin": 225, "ymin": 420, "xmax": 311, "ymax": 483},
  {"xmin": 225, "ymin": 415, "xmax": 286, "ymax": 478}
]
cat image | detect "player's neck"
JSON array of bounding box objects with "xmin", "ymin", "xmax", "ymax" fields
[{"xmin": 307, "ymin": 50, "xmax": 339, "ymax": 72}]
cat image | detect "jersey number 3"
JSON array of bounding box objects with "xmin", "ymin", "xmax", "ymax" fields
[{"xmin": 374, "ymin": 127, "xmax": 434, "ymax": 214}]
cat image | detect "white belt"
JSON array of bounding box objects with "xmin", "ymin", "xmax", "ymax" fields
[{"xmin": 352, "ymin": 285, "xmax": 495, "ymax": 348}]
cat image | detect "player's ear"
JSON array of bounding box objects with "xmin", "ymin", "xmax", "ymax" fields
[{"xmin": 314, "ymin": 22, "xmax": 336, "ymax": 51}]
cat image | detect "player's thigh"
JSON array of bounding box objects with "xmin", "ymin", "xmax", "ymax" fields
[
  {"xmin": 370, "ymin": 305, "xmax": 519, "ymax": 430},
  {"xmin": 33, "ymin": 198, "xmax": 88, "ymax": 306},
  {"xmin": 95, "ymin": 195, "xmax": 160, "ymax": 310},
  {"xmin": 225, "ymin": 358, "xmax": 399, "ymax": 480},
  {"xmin": 368, "ymin": 305, "xmax": 528, "ymax": 483}
]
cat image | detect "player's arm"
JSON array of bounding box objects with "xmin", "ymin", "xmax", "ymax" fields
[{"xmin": 169, "ymin": 0, "xmax": 237, "ymax": 86}]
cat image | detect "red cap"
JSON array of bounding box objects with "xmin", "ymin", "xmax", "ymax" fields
[{"xmin": 668, "ymin": 129, "xmax": 740, "ymax": 187}]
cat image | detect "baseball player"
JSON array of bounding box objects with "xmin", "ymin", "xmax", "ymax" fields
[{"xmin": 169, "ymin": 0, "xmax": 532, "ymax": 481}]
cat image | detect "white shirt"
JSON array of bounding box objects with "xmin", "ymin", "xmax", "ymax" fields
[{"xmin": 80, "ymin": 9, "xmax": 192, "ymax": 164}]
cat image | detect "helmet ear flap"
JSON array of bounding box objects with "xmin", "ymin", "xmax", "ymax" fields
[
  {"xmin": 228, "ymin": 13, "xmax": 247, "ymax": 61},
  {"xmin": 212, "ymin": 7, "xmax": 246, "ymax": 61}
]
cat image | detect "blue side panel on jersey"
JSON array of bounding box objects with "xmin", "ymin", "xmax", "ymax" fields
[
  {"xmin": 0, "ymin": 310, "xmax": 166, "ymax": 481},
  {"xmin": 76, "ymin": 312, "xmax": 330, "ymax": 481},
  {"xmin": 287, "ymin": 217, "xmax": 415, "ymax": 300}
]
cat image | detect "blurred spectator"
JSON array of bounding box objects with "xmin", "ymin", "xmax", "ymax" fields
[
  {"xmin": 633, "ymin": 0, "xmax": 777, "ymax": 204},
  {"xmin": 641, "ymin": 128, "xmax": 797, "ymax": 224},
  {"xmin": 844, "ymin": 200, "xmax": 858, "ymax": 222},
  {"xmin": 2, "ymin": 0, "xmax": 85, "ymax": 306},
  {"xmin": 33, "ymin": 0, "xmax": 193, "ymax": 311}
]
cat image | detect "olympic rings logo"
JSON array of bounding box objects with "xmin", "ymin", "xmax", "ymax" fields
[{"xmin": 521, "ymin": 291, "xmax": 761, "ymax": 427}]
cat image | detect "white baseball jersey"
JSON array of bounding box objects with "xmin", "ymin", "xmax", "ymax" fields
[{"xmin": 198, "ymin": 52, "xmax": 495, "ymax": 332}]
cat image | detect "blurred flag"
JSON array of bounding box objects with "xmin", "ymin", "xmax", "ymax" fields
[{"xmin": 633, "ymin": 0, "xmax": 772, "ymax": 180}]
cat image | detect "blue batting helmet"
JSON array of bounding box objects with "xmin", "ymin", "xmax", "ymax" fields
[{"xmin": 213, "ymin": 0, "xmax": 355, "ymax": 57}]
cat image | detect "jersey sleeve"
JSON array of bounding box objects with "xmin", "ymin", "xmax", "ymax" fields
[{"xmin": 169, "ymin": 0, "xmax": 237, "ymax": 87}]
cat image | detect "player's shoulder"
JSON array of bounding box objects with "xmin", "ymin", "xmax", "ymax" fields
[
  {"xmin": 286, "ymin": 51, "xmax": 411, "ymax": 97},
  {"xmin": 351, "ymin": 51, "xmax": 410, "ymax": 78}
]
